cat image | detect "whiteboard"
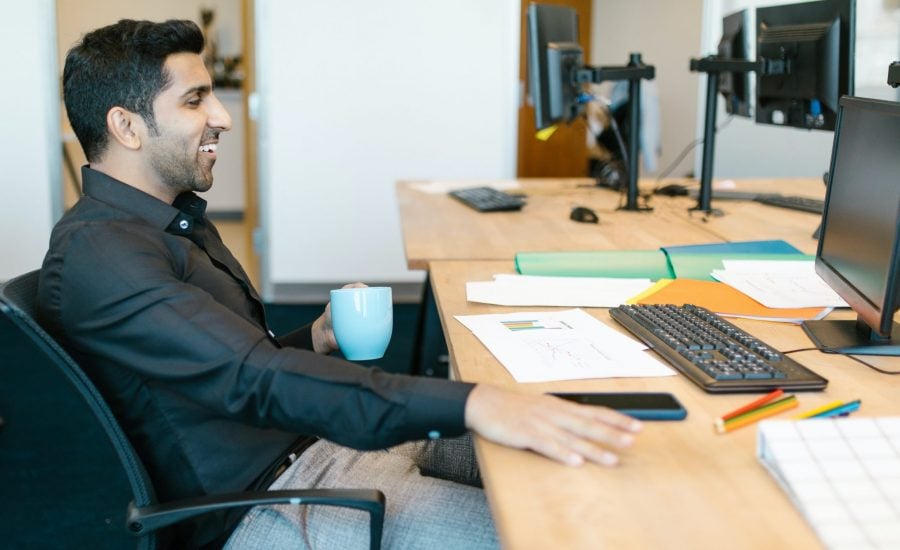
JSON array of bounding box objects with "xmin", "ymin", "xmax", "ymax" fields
[{"xmin": 255, "ymin": 0, "xmax": 520, "ymax": 300}]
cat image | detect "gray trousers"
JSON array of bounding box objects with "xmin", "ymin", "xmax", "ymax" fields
[{"xmin": 224, "ymin": 434, "xmax": 498, "ymax": 549}]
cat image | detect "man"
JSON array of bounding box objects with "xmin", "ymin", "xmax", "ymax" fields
[{"xmin": 39, "ymin": 19, "xmax": 641, "ymax": 548}]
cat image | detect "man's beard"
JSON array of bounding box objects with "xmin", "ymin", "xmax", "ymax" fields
[{"xmin": 147, "ymin": 135, "xmax": 215, "ymax": 196}]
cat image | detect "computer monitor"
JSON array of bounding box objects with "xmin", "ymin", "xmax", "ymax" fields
[
  {"xmin": 526, "ymin": 3, "xmax": 584, "ymax": 131},
  {"xmin": 718, "ymin": 9, "xmax": 753, "ymax": 117},
  {"xmin": 756, "ymin": 0, "xmax": 855, "ymax": 131},
  {"xmin": 802, "ymin": 96, "xmax": 900, "ymax": 355}
]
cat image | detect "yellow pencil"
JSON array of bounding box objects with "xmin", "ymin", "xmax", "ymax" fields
[
  {"xmin": 794, "ymin": 400, "xmax": 844, "ymax": 420},
  {"xmin": 715, "ymin": 395, "xmax": 798, "ymax": 433}
]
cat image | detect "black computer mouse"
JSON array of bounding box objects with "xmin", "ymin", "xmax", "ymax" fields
[
  {"xmin": 655, "ymin": 184, "xmax": 690, "ymax": 197},
  {"xmin": 570, "ymin": 206, "xmax": 599, "ymax": 224}
]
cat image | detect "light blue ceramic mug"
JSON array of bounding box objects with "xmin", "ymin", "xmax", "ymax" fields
[{"xmin": 329, "ymin": 286, "xmax": 393, "ymax": 361}]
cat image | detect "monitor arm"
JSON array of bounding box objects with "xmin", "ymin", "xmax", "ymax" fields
[
  {"xmin": 688, "ymin": 56, "xmax": 763, "ymax": 214},
  {"xmin": 574, "ymin": 53, "xmax": 656, "ymax": 212},
  {"xmin": 889, "ymin": 62, "xmax": 900, "ymax": 88}
]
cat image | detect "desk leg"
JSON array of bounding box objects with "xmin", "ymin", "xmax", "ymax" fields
[{"xmin": 411, "ymin": 273, "xmax": 449, "ymax": 378}]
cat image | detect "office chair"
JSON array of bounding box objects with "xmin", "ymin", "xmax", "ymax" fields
[{"xmin": 0, "ymin": 270, "xmax": 385, "ymax": 549}]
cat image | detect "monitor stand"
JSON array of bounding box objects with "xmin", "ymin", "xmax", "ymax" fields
[{"xmin": 802, "ymin": 318, "xmax": 900, "ymax": 356}]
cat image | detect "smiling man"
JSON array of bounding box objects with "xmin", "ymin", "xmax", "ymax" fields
[{"xmin": 38, "ymin": 19, "xmax": 641, "ymax": 549}]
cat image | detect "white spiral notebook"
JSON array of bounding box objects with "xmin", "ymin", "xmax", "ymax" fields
[{"xmin": 757, "ymin": 417, "xmax": 900, "ymax": 549}]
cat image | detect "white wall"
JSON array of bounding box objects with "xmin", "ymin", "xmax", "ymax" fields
[
  {"xmin": 256, "ymin": 0, "xmax": 520, "ymax": 299},
  {"xmin": 700, "ymin": 0, "xmax": 900, "ymax": 179},
  {"xmin": 592, "ymin": 0, "xmax": 705, "ymax": 178},
  {"xmin": 0, "ymin": 0, "xmax": 59, "ymax": 280}
]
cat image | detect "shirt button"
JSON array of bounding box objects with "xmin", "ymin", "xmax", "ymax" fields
[
  {"xmin": 179, "ymin": 220, "xmax": 190, "ymax": 230},
  {"xmin": 428, "ymin": 430, "xmax": 441, "ymax": 440}
]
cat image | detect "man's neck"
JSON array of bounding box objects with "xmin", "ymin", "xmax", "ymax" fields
[{"xmin": 89, "ymin": 158, "xmax": 176, "ymax": 204}]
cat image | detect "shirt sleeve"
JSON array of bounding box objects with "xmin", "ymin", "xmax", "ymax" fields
[
  {"xmin": 276, "ymin": 323, "xmax": 315, "ymax": 350},
  {"xmin": 52, "ymin": 225, "xmax": 474, "ymax": 449}
]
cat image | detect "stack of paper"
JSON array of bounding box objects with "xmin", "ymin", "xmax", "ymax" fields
[
  {"xmin": 711, "ymin": 260, "xmax": 848, "ymax": 309},
  {"xmin": 455, "ymin": 308, "xmax": 675, "ymax": 383},
  {"xmin": 466, "ymin": 274, "xmax": 654, "ymax": 307}
]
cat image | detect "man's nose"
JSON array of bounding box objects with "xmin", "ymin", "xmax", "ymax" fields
[{"xmin": 207, "ymin": 93, "xmax": 233, "ymax": 132}]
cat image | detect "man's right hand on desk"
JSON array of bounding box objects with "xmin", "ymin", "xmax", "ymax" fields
[{"xmin": 464, "ymin": 385, "xmax": 642, "ymax": 467}]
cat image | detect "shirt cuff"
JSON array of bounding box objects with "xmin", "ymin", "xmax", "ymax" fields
[{"xmin": 404, "ymin": 378, "xmax": 475, "ymax": 440}]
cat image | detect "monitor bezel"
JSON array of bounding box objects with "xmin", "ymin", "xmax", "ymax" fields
[
  {"xmin": 718, "ymin": 9, "xmax": 753, "ymax": 118},
  {"xmin": 526, "ymin": 3, "xmax": 583, "ymax": 131},
  {"xmin": 815, "ymin": 95, "xmax": 900, "ymax": 338}
]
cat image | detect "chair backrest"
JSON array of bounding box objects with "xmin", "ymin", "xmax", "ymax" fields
[{"xmin": 0, "ymin": 271, "xmax": 157, "ymax": 549}]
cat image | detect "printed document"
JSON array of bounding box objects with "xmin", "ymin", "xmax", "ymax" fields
[
  {"xmin": 711, "ymin": 260, "xmax": 848, "ymax": 308},
  {"xmin": 466, "ymin": 274, "xmax": 654, "ymax": 307},
  {"xmin": 455, "ymin": 308, "xmax": 675, "ymax": 383}
]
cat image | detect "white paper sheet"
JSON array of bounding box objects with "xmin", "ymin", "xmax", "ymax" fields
[
  {"xmin": 454, "ymin": 309, "xmax": 675, "ymax": 383},
  {"xmin": 409, "ymin": 180, "xmax": 522, "ymax": 194},
  {"xmin": 466, "ymin": 274, "xmax": 654, "ymax": 307},
  {"xmin": 711, "ymin": 260, "xmax": 848, "ymax": 309}
]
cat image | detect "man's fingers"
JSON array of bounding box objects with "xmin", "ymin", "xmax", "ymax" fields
[
  {"xmin": 563, "ymin": 398, "xmax": 643, "ymax": 433},
  {"xmin": 548, "ymin": 404, "xmax": 641, "ymax": 450},
  {"xmin": 464, "ymin": 385, "xmax": 644, "ymax": 468}
]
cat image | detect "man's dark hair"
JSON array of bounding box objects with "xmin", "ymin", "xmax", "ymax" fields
[{"xmin": 63, "ymin": 19, "xmax": 205, "ymax": 162}]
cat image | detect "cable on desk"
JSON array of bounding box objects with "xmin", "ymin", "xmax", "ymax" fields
[
  {"xmin": 650, "ymin": 114, "xmax": 735, "ymax": 194},
  {"xmin": 782, "ymin": 347, "xmax": 900, "ymax": 375}
]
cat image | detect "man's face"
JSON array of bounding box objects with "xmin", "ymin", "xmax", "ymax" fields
[{"xmin": 142, "ymin": 52, "xmax": 232, "ymax": 196}]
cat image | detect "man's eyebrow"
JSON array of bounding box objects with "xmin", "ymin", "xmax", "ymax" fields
[{"xmin": 179, "ymin": 85, "xmax": 212, "ymax": 99}]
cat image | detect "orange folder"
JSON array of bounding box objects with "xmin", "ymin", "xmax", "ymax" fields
[{"xmin": 627, "ymin": 278, "xmax": 827, "ymax": 323}]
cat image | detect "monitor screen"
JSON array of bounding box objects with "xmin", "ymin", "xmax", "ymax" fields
[
  {"xmin": 802, "ymin": 96, "xmax": 900, "ymax": 355},
  {"xmin": 756, "ymin": 0, "xmax": 855, "ymax": 131},
  {"xmin": 526, "ymin": 3, "xmax": 584, "ymax": 131},
  {"xmin": 718, "ymin": 9, "xmax": 753, "ymax": 118}
]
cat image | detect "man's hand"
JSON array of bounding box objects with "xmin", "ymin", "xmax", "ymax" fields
[
  {"xmin": 464, "ymin": 384, "xmax": 642, "ymax": 467},
  {"xmin": 311, "ymin": 282, "xmax": 367, "ymax": 354}
]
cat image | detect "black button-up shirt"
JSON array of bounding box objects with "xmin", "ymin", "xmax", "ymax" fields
[{"xmin": 38, "ymin": 167, "xmax": 473, "ymax": 544}]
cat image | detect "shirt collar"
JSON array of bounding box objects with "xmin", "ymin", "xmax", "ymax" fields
[{"xmin": 81, "ymin": 166, "xmax": 208, "ymax": 235}]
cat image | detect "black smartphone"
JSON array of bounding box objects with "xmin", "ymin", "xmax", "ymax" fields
[{"xmin": 551, "ymin": 392, "xmax": 687, "ymax": 421}]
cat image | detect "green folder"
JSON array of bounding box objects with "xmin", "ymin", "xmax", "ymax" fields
[
  {"xmin": 515, "ymin": 250, "xmax": 674, "ymax": 279},
  {"xmin": 515, "ymin": 240, "xmax": 813, "ymax": 281},
  {"xmin": 666, "ymin": 252, "xmax": 815, "ymax": 281}
]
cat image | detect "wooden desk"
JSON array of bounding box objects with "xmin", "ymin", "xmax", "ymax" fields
[
  {"xmin": 398, "ymin": 176, "xmax": 828, "ymax": 376},
  {"xmin": 397, "ymin": 179, "xmax": 718, "ymax": 270},
  {"xmin": 429, "ymin": 260, "xmax": 900, "ymax": 550},
  {"xmin": 661, "ymin": 178, "xmax": 827, "ymax": 255}
]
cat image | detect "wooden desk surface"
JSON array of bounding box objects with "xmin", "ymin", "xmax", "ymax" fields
[
  {"xmin": 430, "ymin": 260, "xmax": 900, "ymax": 550},
  {"xmin": 396, "ymin": 178, "xmax": 825, "ymax": 269}
]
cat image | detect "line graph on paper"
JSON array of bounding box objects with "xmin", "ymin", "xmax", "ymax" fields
[{"xmin": 513, "ymin": 326, "xmax": 615, "ymax": 371}]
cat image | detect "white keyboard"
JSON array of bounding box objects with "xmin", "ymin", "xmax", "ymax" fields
[{"xmin": 758, "ymin": 417, "xmax": 900, "ymax": 549}]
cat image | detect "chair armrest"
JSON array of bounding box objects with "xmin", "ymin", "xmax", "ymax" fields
[{"xmin": 127, "ymin": 488, "xmax": 385, "ymax": 550}]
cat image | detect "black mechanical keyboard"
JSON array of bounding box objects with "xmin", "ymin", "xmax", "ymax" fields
[
  {"xmin": 448, "ymin": 187, "xmax": 525, "ymax": 212},
  {"xmin": 609, "ymin": 304, "xmax": 828, "ymax": 393},
  {"xmin": 754, "ymin": 195, "xmax": 825, "ymax": 214}
]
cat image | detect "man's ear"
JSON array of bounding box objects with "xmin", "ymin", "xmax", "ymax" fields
[{"xmin": 106, "ymin": 107, "xmax": 143, "ymax": 151}]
